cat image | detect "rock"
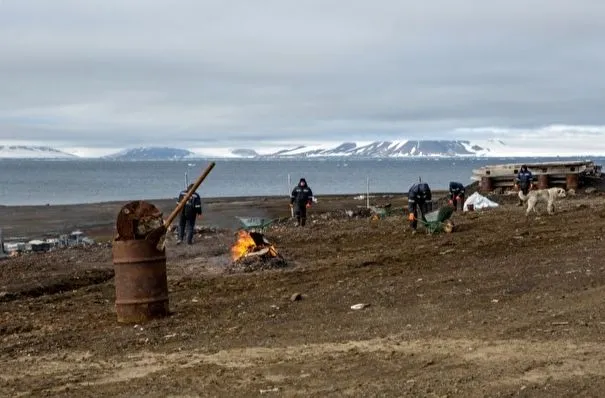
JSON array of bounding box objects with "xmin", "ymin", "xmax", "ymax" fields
[
  {"xmin": 567, "ymin": 189, "xmax": 576, "ymax": 196},
  {"xmin": 585, "ymin": 187, "xmax": 597, "ymax": 194},
  {"xmin": 290, "ymin": 293, "xmax": 303, "ymax": 302},
  {"xmin": 260, "ymin": 387, "xmax": 279, "ymax": 394}
]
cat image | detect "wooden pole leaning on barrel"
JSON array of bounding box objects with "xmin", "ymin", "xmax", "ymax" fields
[
  {"xmin": 141, "ymin": 161, "xmax": 217, "ymax": 250},
  {"xmin": 164, "ymin": 161, "xmax": 216, "ymax": 228},
  {"xmin": 112, "ymin": 161, "xmax": 216, "ymax": 324}
]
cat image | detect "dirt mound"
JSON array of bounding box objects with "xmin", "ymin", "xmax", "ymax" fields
[{"xmin": 0, "ymin": 268, "xmax": 114, "ymax": 302}]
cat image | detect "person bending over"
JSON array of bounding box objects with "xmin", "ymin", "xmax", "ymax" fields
[
  {"xmin": 448, "ymin": 181, "xmax": 465, "ymax": 211},
  {"xmin": 408, "ymin": 182, "xmax": 432, "ymax": 232}
]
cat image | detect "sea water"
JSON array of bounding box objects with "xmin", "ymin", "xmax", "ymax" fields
[{"xmin": 0, "ymin": 157, "xmax": 597, "ymax": 206}]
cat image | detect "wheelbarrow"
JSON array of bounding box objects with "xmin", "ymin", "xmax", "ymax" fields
[
  {"xmin": 235, "ymin": 216, "xmax": 278, "ymax": 232},
  {"xmin": 369, "ymin": 204, "xmax": 405, "ymax": 220},
  {"xmin": 417, "ymin": 206, "xmax": 455, "ymax": 234}
]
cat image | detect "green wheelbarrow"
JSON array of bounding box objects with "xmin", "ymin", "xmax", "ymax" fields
[
  {"xmin": 369, "ymin": 204, "xmax": 405, "ymax": 220},
  {"xmin": 417, "ymin": 206, "xmax": 455, "ymax": 235},
  {"xmin": 235, "ymin": 216, "xmax": 278, "ymax": 232}
]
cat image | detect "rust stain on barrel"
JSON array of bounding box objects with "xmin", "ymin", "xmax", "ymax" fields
[
  {"xmin": 566, "ymin": 174, "xmax": 579, "ymax": 190},
  {"xmin": 480, "ymin": 176, "xmax": 493, "ymax": 193},
  {"xmin": 537, "ymin": 174, "xmax": 549, "ymax": 189},
  {"xmin": 112, "ymin": 239, "xmax": 169, "ymax": 323}
]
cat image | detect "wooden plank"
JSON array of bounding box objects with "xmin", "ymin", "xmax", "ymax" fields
[
  {"xmin": 475, "ymin": 160, "xmax": 594, "ymax": 169},
  {"xmin": 473, "ymin": 164, "xmax": 595, "ymax": 178}
]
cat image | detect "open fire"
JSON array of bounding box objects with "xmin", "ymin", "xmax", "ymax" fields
[{"xmin": 231, "ymin": 230, "xmax": 279, "ymax": 262}]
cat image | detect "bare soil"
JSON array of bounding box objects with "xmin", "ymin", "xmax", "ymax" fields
[{"xmin": 2, "ymin": 191, "xmax": 605, "ymax": 397}]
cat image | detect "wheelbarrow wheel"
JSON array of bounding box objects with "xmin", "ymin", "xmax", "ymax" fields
[{"xmin": 443, "ymin": 220, "xmax": 454, "ymax": 233}]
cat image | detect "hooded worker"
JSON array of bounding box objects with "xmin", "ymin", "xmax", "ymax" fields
[
  {"xmin": 515, "ymin": 165, "xmax": 534, "ymax": 206},
  {"xmin": 407, "ymin": 182, "xmax": 432, "ymax": 232},
  {"xmin": 290, "ymin": 178, "xmax": 314, "ymax": 227},
  {"xmin": 448, "ymin": 181, "xmax": 465, "ymax": 211},
  {"xmin": 176, "ymin": 184, "xmax": 202, "ymax": 245}
]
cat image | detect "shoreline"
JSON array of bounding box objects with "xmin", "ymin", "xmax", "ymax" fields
[
  {"xmin": 0, "ymin": 191, "xmax": 453, "ymax": 209},
  {"xmin": 0, "ymin": 192, "xmax": 422, "ymax": 240},
  {"xmin": 0, "ymin": 189, "xmax": 447, "ymax": 210}
]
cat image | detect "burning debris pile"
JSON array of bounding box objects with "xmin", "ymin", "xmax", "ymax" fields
[{"xmin": 227, "ymin": 230, "xmax": 288, "ymax": 273}]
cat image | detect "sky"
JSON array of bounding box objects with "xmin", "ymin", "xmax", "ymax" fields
[{"xmin": 1, "ymin": 0, "xmax": 605, "ymax": 156}]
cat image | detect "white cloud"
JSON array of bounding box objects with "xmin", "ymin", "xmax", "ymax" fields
[{"xmin": 0, "ymin": 0, "xmax": 604, "ymax": 149}]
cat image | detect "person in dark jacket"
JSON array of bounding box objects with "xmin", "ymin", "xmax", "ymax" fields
[
  {"xmin": 176, "ymin": 184, "xmax": 202, "ymax": 245},
  {"xmin": 290, "ymin": 178, "xmax": 314, "ymax": 227},
  {"xmin": 448, "ymin": 181, "xmax": 465, "ymax": 211},
  {"xmin": 407, "ymin": 182, "xmax": 432, "ymax": 232},
  {"xmin": 515, "ymin": 165, "xmax": 534, "ymax": 206}
]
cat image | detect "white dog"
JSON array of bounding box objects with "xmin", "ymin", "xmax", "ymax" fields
[{"xmin": 518, "ymin": 187, "xmax": 567, "ymax": 215}]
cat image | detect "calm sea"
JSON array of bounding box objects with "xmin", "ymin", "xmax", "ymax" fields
[{"xmin": 0, "ymin": 157, "xmax": 598, "ymax": 206}]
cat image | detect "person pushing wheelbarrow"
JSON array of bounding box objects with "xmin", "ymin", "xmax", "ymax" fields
[{"xmin": 407, "ymin": 181, "xmax": 432, "ymax": 233}]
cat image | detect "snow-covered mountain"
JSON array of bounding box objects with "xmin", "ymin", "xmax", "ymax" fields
[
  {"xmin": 104, "ymin": 147, "xmax": 196, "ymax": 160},
  {"xmin": 0, "ymin": 145, "xmax": 77, "ymax": 159},
  {"xmin": 260, "ymin": 140, "xmax": 509, "ymax": 158},
  {"xmin": 231, "ymin": 139, "xmax": 511, "ymax": 158},
  {"xmin": 97, "ymin": 140, "xmax": 522, "ymax": 160},
  {"xmin": 7, "ymin": 136, "xmax": 598, "ymax": 160}
]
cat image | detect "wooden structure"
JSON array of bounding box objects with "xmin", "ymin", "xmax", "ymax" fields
[{"xmin": 471, "ymin": 160, "xmax": 602, "ymax": 193}]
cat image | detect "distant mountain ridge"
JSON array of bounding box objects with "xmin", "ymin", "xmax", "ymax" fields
[
  {"xmin": 104, "ymin": 147, "xmax": 196, "ymax": 160},
  {"xmin": 98, "ymin": 140, "xmax": 508, "ymax": 160},
  {"xmin": 261, "ymin": 140, "xmax": 492, "ymax": 158},
  {"xmin": 3, "ymin": 138, "xmax": 594, "ymax": 159},
  {"xmin": 0, "ymin": 145, "xmax": 76, "ymax": 159}
]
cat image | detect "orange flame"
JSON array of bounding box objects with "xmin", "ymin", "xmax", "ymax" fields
[
  {"xmin": 231, "ymin": 230, "xmax": 257, "ymax": 261},
  {"xmin": 231, "ymin": 230, "xmax": 279, "ymax": 261}
]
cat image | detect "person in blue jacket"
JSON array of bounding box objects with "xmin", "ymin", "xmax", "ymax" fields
[
  {"xmin": 515, "ymin": 165, "xmax": 534, "ymax": 206},
  {"xmin": 290, "ymin": 178, "xmax": 314, "ymax": 226},
  {"xmin": 176, "ymin": 184, "xmax": 202, "ymax": 245},
  {"xmin": 407, "ymin": 182, "xmax": 432, "ymax": 232},
  {"xmin": 448, "ymin": 181, "xmax": 465, "ymax": 211}
]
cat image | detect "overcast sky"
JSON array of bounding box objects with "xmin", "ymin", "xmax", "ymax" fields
[{"xmin": 1, "ymin": 0, "xmax": 604, "ymax": 153}]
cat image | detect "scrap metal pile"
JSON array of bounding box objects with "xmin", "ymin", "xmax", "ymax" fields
[{"xmin": 115, "ymin": 200, "xmax": 166, "ymax": 248}]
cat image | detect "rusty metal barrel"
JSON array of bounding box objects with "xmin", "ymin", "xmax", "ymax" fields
[
  {"xmin": 112, "ymin": 239, "xmax": 169, "ymax": 323},
  {"xmin": 566, "ymin": 174, "xmax": 579, "ymax": 190},
  {"xmin": 112, "ymin": 201, "xmax": 169, "ymax": 323},
  {"xmin": 537, "ymin": 174, "xmax": 549, "ymax": 189},
  {"xmin": 480, "ymin": 176, "xmax": 493, "ymax": 193}
]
